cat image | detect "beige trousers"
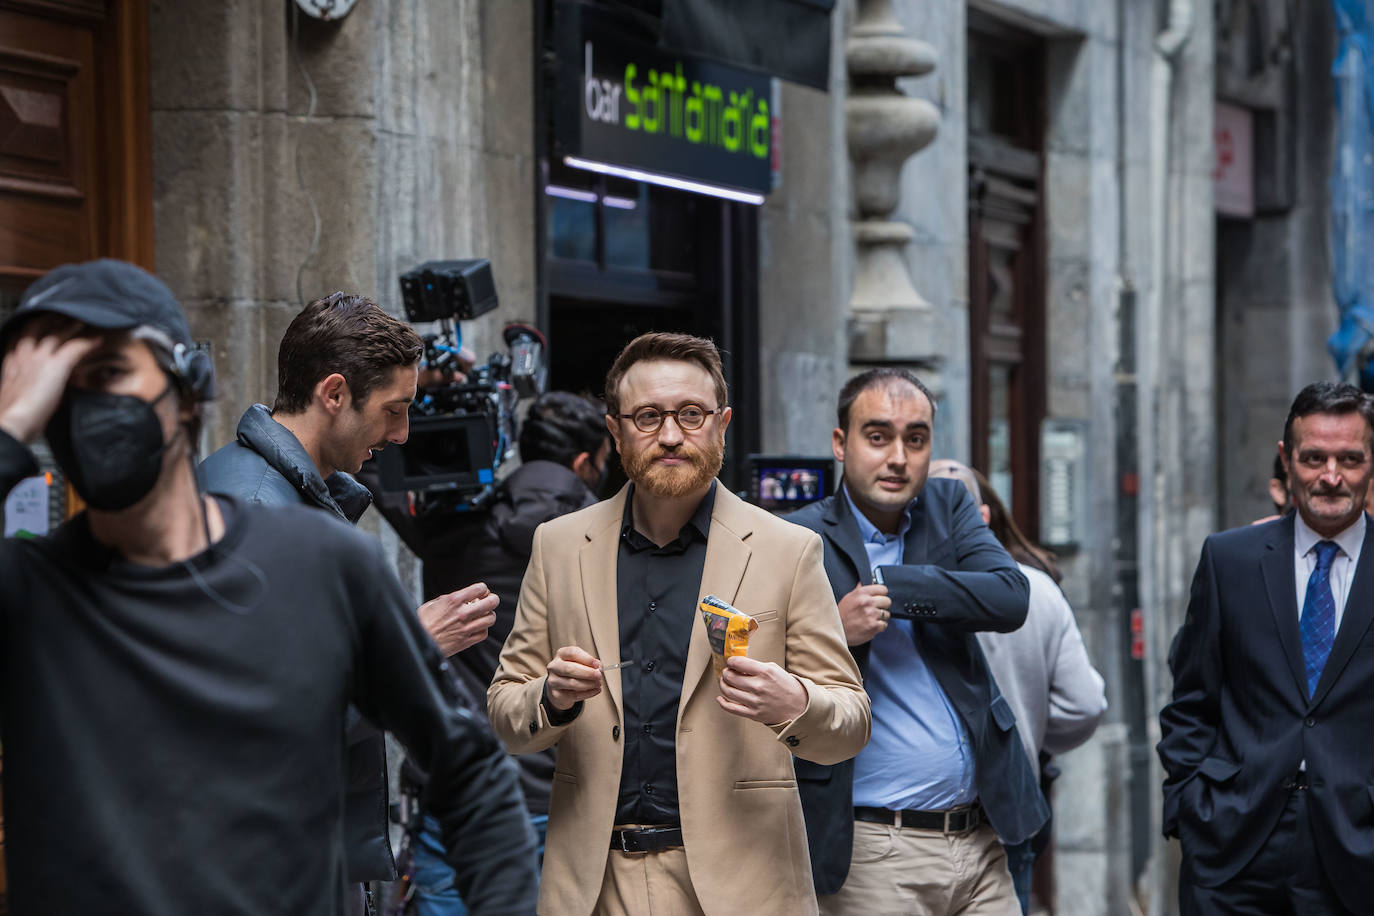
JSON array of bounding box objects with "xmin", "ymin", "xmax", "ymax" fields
[
  {"xmin": 818, "ymin": 820, "xmax": 1020, "ymax": 916},
  {"xmin": 593, "ymin": 847, "xmax": 705, "ymax": 916}
]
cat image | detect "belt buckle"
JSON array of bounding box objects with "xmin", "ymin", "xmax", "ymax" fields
[{"xmin": 617, "ymin": 830, "xmax": 635, "ymax": 853}]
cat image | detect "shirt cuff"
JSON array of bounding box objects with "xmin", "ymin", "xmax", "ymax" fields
[
  {"xmin": 0, "ymin": 427, "xmax": 40, "ymax": 496},
  {"xmin": 540, "ymin": 680, "xmax": 583, "ymax": 726}
]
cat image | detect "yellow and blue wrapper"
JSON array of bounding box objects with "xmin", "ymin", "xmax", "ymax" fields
[{"xmin": 699, "ymin": 595, "xmax": 757, "ymax": 677}]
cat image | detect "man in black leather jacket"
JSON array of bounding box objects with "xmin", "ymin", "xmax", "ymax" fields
[
  {"xmin": 364, "ymin": 391, "xmax": 609, "ymax": 914},
  {"xmin": 201, "ymin": 293, "xmax": 500, "ymax": 912}
]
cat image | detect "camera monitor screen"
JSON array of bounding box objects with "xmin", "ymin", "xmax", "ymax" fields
[
  {"xmin": 375, "ymin": 413, "xmax": 496, "ymax": 493},
  {"xmin": 748, "ymin": 455, "xmax": 834, "ymax": 513}
]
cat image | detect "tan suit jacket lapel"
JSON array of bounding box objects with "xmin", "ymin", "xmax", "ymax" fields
[
  {"xmin": 677, "ymin": 486, "xmax": 754, "ymax": 730},
  {"xmin": 579, "ymin": 486, "xmax": 629, "ymax": 719}
]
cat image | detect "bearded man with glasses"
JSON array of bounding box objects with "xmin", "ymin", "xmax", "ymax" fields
[{"xmin": 488, "ymin": 331, "xmax": 871, "ymax": 916}]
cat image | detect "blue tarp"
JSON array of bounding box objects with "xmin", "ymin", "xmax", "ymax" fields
[{"xmin": 1327, "ymin": 0, "xmax": 1374, "ymax": 389}]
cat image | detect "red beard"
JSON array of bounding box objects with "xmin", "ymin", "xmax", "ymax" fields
[{"xmin": 622, "ymin": 434, "xmax": 724, "ymax": 498}]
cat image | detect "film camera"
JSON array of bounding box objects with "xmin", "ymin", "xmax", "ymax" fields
[{"xmin": 374, "ymin": 259, "xmax": 547, "ymax": 514}]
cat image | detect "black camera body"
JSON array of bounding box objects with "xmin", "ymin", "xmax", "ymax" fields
[
  {"xmin": 399, "ymin": 260, "xmax": 499, "ymax": 323},
  {"xmin": 376, "ymin": 258, "xmax": 546, "ymax": 516}
]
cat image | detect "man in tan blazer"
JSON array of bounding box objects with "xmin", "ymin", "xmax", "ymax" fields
[{"xmin": 489, "ymin": 332, "xmax": 870, "ymax": 916}]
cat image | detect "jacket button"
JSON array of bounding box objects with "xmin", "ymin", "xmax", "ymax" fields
[
  {"xmin": 612, "ymin": 725, "xmax": 621, "ymax": 740},
  {"xmin": 529, "ymin": 720, "xmax": 538, "ymax": 734},
  {"xmin": 1281, "ymin": 777, "xmax": 1294, "ymax": 789},
  {"xmin": 905, "ymin": 602, "xmax": 915, "ymax": 611},
  {"xmin": 1304, "ymin": 717, "xmax": 1316, "ymax": 727},
  {"xmin": 786, "ymin": 735, "xmax": 800, "ymax": 747}
]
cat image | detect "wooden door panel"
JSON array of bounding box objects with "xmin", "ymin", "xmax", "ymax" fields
[{"xmin": 0, "ymin": 8, "xmax": 98, "ymax": 283}]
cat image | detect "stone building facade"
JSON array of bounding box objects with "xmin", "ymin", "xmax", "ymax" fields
[{"xmin": 0, "ymin": 0, "xmax": 1349, "ymax": 913}]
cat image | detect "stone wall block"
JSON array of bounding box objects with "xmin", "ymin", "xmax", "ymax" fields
[
  {"xmin": 414, "ymin": 0, "xmax": 484, "ymax": 153},
  {"xmin": 150, "ymin": 0, "xmax": 266, "ymax": 111},
  {"xmin": 777, "ymin": 83, "xmax": 839, "ymax": 215},
  {"xmin": 183, "ymin": 298, "xmax": 268, "ymax": 449},
  {"xmin": 152, "ymin": 110, "xmax": 265, "ymax": 301},
  {"xmin": 1045, "ymin": 151, "xmax": 1091, "ymax": 253},
  {"xmin": 766, "ymin": 350, "xmax": 843, "ymax": 455},
  {"xmin": 1046, "ymin": 256, "xmax": 1091, "ymax": 388},
  {"xmin": 1176, "ymin": 174, "xmax": 1215, "ymax": 285},
  {"xmin": 286, "ymin": 119, "xmax": 380, "ymax": 298},
  {"xmin": 481, "ymin": 0, "xmax": 535, "ymax": 159},
  {"xmin": 481, "ymin": 151, "xmax": 537, "ymax": 324},
  {"xmin": 1045, "ymin": 38, "xmax": 1091, "ymax": 157},
  {"xmin": 287, "ymin": 5, "xmax": 380, "ymax": 118}
]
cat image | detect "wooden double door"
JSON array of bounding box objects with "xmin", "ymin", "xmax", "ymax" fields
[{"xmin": 0, "ymin": 0, "xmax": 151, "ymax": 314}]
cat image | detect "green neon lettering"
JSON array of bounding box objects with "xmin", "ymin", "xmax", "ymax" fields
[
  {"xmin": 751, "ymin": 99, "xmax": 769, "ymax": 158},
  {"xmin": 624, "ymin": 63, "xmax": 640, "ymax": 130},
  {"xmin": 686, "ymin": 82, "xmax": 704, "ymax": 142},
  {"xmin": 701, "ymin": 85, "xmax": 724, "ymax": 145},
  {"xmin": 644, "ymin": 69, "xmax": 662, "ymax": 133}
]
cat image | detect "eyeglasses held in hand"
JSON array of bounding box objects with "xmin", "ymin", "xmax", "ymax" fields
[{"xmin": 617, "ymin": 404, "xmax": 722, "ymax": 433}]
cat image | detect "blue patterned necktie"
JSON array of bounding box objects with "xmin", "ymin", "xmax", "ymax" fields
[{"xmin": 1300, "ymin": 540, "xmax": 1341, "ymax": 698}]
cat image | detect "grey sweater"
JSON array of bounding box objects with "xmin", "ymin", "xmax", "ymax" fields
[{"xmin": 977, "ymin": 563, "xmax": 1107, "ymax": 768}]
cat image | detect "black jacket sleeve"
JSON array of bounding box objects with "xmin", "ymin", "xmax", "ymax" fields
[
  {"xmin": 1156, "ymin": 538, "xmax": 1222, "ymax": 838},
  {"xmin": 0, "ymin": 428, "xmax": 39, "ymax": 500},
  {"xmin": 347, "ymin": 538, "xmax": 538, "ymax": 916},
  {"xmin": 876, "ymin": 483, "xmax": 1029, "ymax": 632}
]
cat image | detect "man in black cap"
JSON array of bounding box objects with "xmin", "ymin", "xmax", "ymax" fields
[{"xmin": 0, "ymin": 259, "xmax": 537, "ymax": 915}]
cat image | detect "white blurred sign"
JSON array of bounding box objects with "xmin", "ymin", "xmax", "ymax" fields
[
  {"xmin": 4, "ymin": 474, "xmax": 50, "ymax": 538},
  {"xmin": 1214, "ymin": 102, "xmax": 1255, "ymax": 218}
]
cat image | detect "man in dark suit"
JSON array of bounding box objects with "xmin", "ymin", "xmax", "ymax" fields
[
  {"xmin": 1159, "ymin": 381, "xmax": 1374, "ymax": 915},
  {"xmin": 789, "ymin": 367, "xmax": 1044, "ymax": 916}
]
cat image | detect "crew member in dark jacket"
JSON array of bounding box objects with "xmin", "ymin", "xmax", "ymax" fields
[
  {"xmin": 384, "ymin": 390, "xmax": 609, "ymax": 913},
  {"xmin": 0, "ymin": 259, "xmax": 535, "ymax": 915},
  {"xmin": 788, "ymin": 367, "xmax": 1042, "ymax": 916},
  {"xmin": 201, "ymin": 293, "xmax": 500, "ymax": 909}
]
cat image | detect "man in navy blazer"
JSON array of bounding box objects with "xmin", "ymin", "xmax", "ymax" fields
[
  {"xmin": 1160, "ymin": 381, "xmax": 1374, "ymax": 915},
  {"xmin": 789, "ymin": 368, "xmax": 1044, "ymax": 916}
]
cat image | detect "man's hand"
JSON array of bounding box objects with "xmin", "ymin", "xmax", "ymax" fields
[
  {"xmin": 545, "ymin": 645, "xmax": 603, "ymax": 711},
  {"xmin": 418, "ymin": 582, "xmax": 498, "ymax": 656},
  {"xmin": 716, "ymin": 656, "xmax": 808, "ymax": 725},
  {"xmin": 0, "ymin": 320, "xmax": 100, "ymax": 444},
  {"xmin": 837, "ymin": 583, "xmax": 892, "ymax": 645}
]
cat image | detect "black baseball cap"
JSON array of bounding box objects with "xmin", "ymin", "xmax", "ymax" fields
[{"xmin": 2, "ymin": 258, "xmax": 195, "ymax": 349}]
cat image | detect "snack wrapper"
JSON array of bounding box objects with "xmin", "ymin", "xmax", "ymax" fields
[{"xmin": 699, "ymin": 595, "xmax": 757, "ymax": 677}]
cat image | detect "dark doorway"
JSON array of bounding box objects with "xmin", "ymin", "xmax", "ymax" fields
[{"xmin": 967, "ymin": 17, "xmax": 1047, "ymax": 544}]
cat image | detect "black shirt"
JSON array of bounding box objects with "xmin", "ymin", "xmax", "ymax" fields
[
  {"xmin": 0, "ymin": 430, "xmax": 537, "ymax": 916},
  {"xmin": 614, "ymin": 481, "xmax": 716, "ymax": 826}
]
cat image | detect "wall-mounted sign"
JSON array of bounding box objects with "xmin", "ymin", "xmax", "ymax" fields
[
  {"xmin": 4, "ymin": 473, "xmax": 51, "ymax": 539},
  {"xmin": 556, "ymin": 2, "xmax": 775, "ymax": 204},
  {"xmin": 1214, "ymin": 101, "xmax": 1255, "ymax": 218},
  {"xmin": 1040, "ymin": 419, "xmax": 1088, "ymax": 549}
]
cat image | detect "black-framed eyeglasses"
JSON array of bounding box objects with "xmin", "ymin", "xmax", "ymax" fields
[{"xmin": 617, "ymin": 404, "xmax": 721, "ymax": 433}]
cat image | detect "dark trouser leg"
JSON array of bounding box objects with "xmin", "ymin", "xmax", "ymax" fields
[{"xmin": 1180, "ymin": 790, "xmax": 1350, "ymax": 916}]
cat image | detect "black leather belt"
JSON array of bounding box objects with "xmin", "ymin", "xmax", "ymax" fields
[
  {"xmin": 854, "ymin": 804, "xmax": 985, "ymax": 834},
  {"xmin": 609, "ymin": 825, "xmax": 684, "ymax": 853}
]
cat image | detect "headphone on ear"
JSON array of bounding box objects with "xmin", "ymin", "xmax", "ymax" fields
[{"xmin": 172, "ymin": 341, "xmax": 217, "ymax": 400}]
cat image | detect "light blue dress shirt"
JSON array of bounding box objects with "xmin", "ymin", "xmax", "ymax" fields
[{"xmin": 846, "ymin": 486, "xmax": 978, "ymax": 811}]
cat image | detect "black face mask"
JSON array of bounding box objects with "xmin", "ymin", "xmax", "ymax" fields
[{"xmin": 45, "ymin": 384, "xmax": 176, "ymax": 512}]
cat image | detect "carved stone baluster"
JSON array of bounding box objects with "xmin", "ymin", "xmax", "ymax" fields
[{"xmin": 846, "ymin": 0, "xmax": 941, "ymax": 365}]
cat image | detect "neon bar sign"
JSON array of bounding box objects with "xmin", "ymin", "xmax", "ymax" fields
[{"xmin": 557, "ymin": 3, "xmax": 774, "ymax": 201}]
